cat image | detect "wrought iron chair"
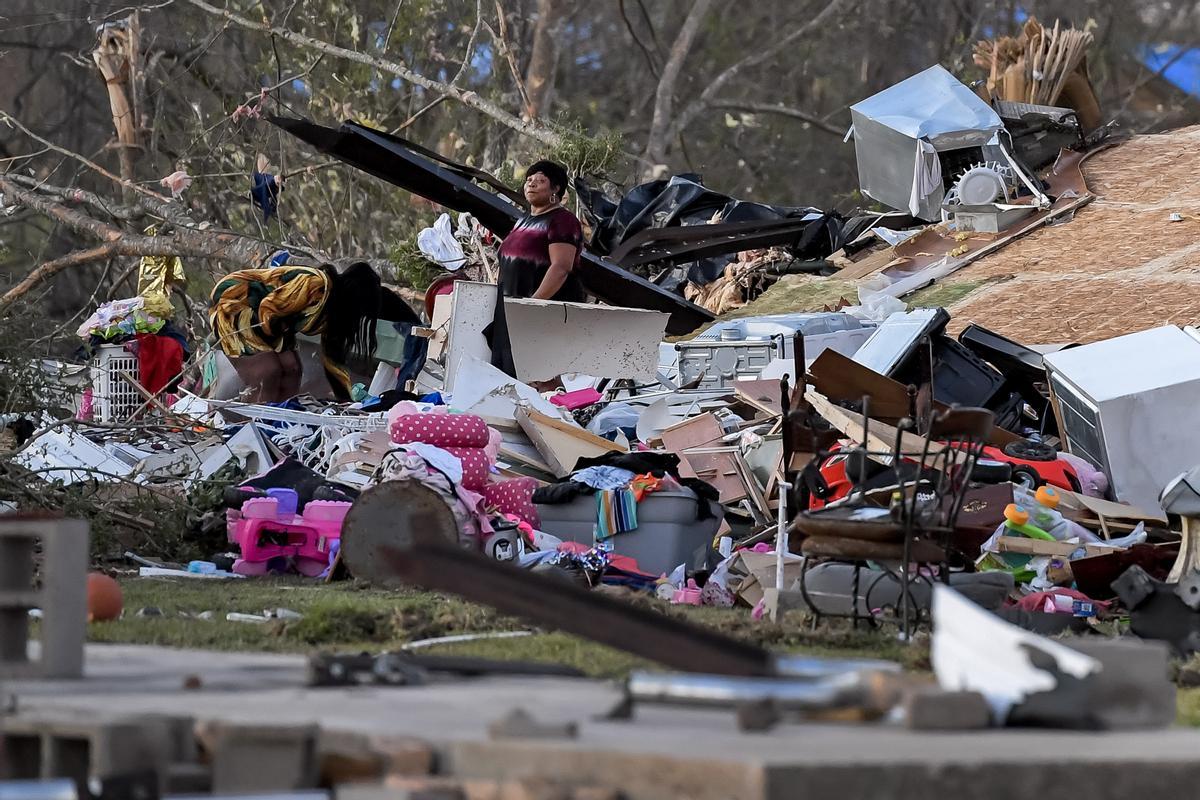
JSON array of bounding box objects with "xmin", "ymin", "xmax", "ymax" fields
[{"xmin": 793, "ymin": 399, "xmax": 994, "ymax": 638}]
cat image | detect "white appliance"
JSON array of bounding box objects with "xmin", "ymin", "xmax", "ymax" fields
[{"xmin": 1043, "ymin": 325, "xmax": 1200, "ymax": 510}]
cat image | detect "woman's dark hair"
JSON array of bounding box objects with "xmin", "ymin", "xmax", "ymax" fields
[
  {"xmin": 322, "ymin": 262, "xmax": 381, "ymax": 364},
  {"xmin": 526, "ymin": 159, "xmax": 569, "ymax": 197}
]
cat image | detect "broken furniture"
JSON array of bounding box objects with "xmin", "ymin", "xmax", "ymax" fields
[
  {"xmin": 270, "ymin": 116, "xmax": 712, "ymax": 335},
  {"xmin": 793, "ymin": 400, "xmax": 994, "ymax": 637},
  {"xmin": 0, "ymin": 515, "xmax": 89, "ymax": 679},
  {"xmin": 1043, "ymin": 325, "xmax": 1200, "ymax": 510},
  {"xmin": 676, "ymin": 312, "xmax": 875, "ymax": 390}
]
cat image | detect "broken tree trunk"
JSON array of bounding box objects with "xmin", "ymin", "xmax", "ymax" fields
[{"xmin": 93, "ymin": 20, "xmax": 140, "ymax": 198}]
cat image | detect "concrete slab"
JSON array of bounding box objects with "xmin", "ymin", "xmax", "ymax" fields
[{"xmin": 5, "ymin": 645, "xmax": 1200, "ymax": 799}]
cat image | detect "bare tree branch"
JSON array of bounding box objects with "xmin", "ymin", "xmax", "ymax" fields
[
  {"xmin": 708, "ymin": 100, "xmax": 846, "ymax": 137},
  {"xmin": 488, "ymin": 2, "xmax": 535, "ymax": 119},
  {"xmin": 0, "ymin": 110, "xmax": 170, "ymax": 204},
  {"xmin": 0, "ymin": 177, "xmax": 273, "ymax": 309},
  {"xmin": 180, "ymin": 0, "xmax": 562, "ymax": 147},
  {"xmin": 665, "ymin": 0, "xmax": 850, "ymax": 146},
  {"xmin": 644, "ymin": 0, "xmax": 714, "ymax": 165}
]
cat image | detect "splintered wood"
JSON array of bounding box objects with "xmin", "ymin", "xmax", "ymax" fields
[{"xmin": 941, "ymin": 126, "xmax": 1200, "ymax": 344}]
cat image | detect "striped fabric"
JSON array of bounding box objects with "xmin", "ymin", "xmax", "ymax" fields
[{"xmin": 596, "ymin": 488, "xmax": 638, "ymax": 540}]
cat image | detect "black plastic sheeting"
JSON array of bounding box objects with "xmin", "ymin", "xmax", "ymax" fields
[
  {"xmin": 576, "ymin": 175, "xmax": 845, "ymax": 292},
  {"xmin": 269, "ymin": 116, "xmax": 714, "ymax": 335}
]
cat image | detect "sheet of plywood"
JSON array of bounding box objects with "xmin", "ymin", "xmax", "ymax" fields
[
  {"xmin": 444, "ymin": 281, "xmax": 496, "ymax": 392},
  {"xmin": 515, "ymin": 405, "xmax": 623, "ymax": 477},
  {"xmin": 503, "ymin": 299, "xmax": 669, "ymax": 383},
  {"xmin": 426, "ymin": 292, "xmax": 454, "ymax": 362}
]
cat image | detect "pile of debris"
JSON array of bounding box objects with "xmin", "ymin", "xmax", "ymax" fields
[{"xmin": 8, "ymin": 17, "xmax": 1200, "ymax": 754}]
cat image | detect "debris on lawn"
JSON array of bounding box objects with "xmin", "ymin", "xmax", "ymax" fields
[{"xmin": 9, "ymin": 25, "xmax": 1200, "ymax": 797}]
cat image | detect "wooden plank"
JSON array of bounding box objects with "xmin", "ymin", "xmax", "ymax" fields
[
  {"xmin": 514, "ymin": 405, "xmax": 622, "ymax": 478},
  {"xmin": 732, "ymin": 379, "xmax": 784, "ymax": 419},
  {"xmin": 837, "ymin": 251, "xmax": 908, "ymax": 281},
  {"xmin": 993, "ymin": 536, "xmax": 1109, "ymax": 559},
  {"xmin": 809, "ymin": 349, "xmax": 1021, "ymax": 448},
  {"xmin": 804, "ymin": 388, "xmax": 967, "ymax": 468}
]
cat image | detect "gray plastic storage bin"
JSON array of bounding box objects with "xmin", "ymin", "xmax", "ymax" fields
[{"xmin": 535, "ymin": 489, "xmax": 724, "ymax": 575}]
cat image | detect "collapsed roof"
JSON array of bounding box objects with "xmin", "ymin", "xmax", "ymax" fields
[{"xmin": 269, "ymin": 117, "xmax": 714, "ymax": 335}]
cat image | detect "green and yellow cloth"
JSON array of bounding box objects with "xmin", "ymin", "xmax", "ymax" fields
[{"xmin": 209, "ymin": 265, "xmax": 352, "ymax": 397}]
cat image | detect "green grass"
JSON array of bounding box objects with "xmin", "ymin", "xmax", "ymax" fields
[
  {"xmin": 720, "ymin": 276, "xmax": 860, "ymax": 320},
  {"xmin": 1178, "ymin": 689, "xmax": 1200, "ymax": 726},
  {"xmin": 90, "ymin": 577, "xmax": 928, "ymax": 678},
  {"xmin": 904, "ymin": 276, "xmax": 1011, "ymax": 310},
  {"xmin": 90, "ymin": 578, "xmax": 1200, "ymax": 724}
]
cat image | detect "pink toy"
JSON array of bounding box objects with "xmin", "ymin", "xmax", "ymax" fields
[
  {"xmin": 231, "ymin": 496, "xmax": 351, "ymax": 577},
  {"xmin": 550, "ymin": 388, "xmax": 601, "ymax": 411},
  {"xmin": 671, "ymin": 579, "xmax": 703, "ymax": 606}
]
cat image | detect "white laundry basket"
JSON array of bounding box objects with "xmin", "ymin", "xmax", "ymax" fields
[{"xmin": 90, "ymin": 344, "xmax": 141, "ymax": 422}]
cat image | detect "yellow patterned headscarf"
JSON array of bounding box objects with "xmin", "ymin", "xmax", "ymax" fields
[{"xmin": 209, "ymin": 265, "xmax": 331, "ymax": 358}]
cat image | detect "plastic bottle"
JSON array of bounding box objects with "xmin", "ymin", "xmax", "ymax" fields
[
  {"xmin": 1012, "ymin": 485, "xmax": 1101, "ymax": 543},
  {"xmin": 1002, "ymin": 504, "xmax": 1056, "ymax": 541}
]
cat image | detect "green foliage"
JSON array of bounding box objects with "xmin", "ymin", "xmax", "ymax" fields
[
  {"xmin": 547, "ymin": 115, "xmax": 624, "ymax": 177},
  {"xmin": 388, "ymin": 237, "xmax": 441, "ymax": 290}
]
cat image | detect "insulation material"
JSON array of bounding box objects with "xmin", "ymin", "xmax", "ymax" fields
[{"xmin": 503, "ymin": 299, "xmax": 669, "ymax": 383}]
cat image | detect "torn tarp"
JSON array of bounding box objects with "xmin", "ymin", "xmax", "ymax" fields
[
  {"xmin": 575, "ymin": 174, "xmax": 844, "ymax": 292},
  {"xmin": 269, "ymin": 116, "xmax": 713, "ymax": 335}
]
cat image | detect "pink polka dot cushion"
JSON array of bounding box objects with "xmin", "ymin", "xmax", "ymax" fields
[
  {"xmin": 390, "ymin": 413, "xmax": 490, "ymax": 448},
  {"xmin": 481, "ymin": 478, "xmax": 541, "ymax": 528},
  {"xmin": 443, "ymin": 446, "xmax": 492, "ymax": 490}
]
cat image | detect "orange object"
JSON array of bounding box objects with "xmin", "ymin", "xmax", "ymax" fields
[
  {"xmin": 1004, "ymin": 504, "xmax": 1030, "ymax": 526},
  {"xmin": 86, "ymin": 573, "xmax": 123, "ymax": 622},
  {"xmin": 1035, "ymin": 485, "xmax": 1061, "ymax": 509},
  {"xmin": 630, "ymin": 473, "xmax": 663, "ymax": 502}
]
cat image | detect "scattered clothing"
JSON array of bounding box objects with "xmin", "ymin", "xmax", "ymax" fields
[
  {"xmin": 572, "ymin": 465, "xmax": 637, "ymax": 491},
  {"xmin": 597, "ymin": 488, "xmax": 638, "ymax": 539},
  {"xmin": 630, "ymin": 473, "xmax": 663, "ymax": 502},
  {"xmin": 252, "ymin": 170, "xmax": 280, "ymax": 220},
  {"xmin": 137, "ymin": 227, "xmax": 186, "ymax": 317},
  {"xmin": 531, "ymin": 480, "xmax": 590, "ymax": 505},
  {"xmin": 133, "ymin": 333, "xmax": 184, "ymax": 395},
  {"xmin": 573, "ymin": 450, "xmax": 683, "ymax": 479}
]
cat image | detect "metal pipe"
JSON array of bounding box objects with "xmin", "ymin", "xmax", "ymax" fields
[
  {"xmin": 627, "ymin": 670, "xmax": 897, "ymax": 712},
  {"xmin": 0, "ymin": 782, "xmax": 77, "ymax": 800}
]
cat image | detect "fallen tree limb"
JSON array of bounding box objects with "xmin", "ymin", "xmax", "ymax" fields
[
  {"xmin": 181, "ymin": 0, "xmax": 563, "ymax": 148},
  {"xmin": 0, "ymin": 177, "xmax": 273, "ymax": 310}
]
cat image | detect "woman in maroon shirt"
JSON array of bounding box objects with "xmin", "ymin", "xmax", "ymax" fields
[{"xmin": 485, "ymin": 160, "xmax": 585, "ymax": 377}]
